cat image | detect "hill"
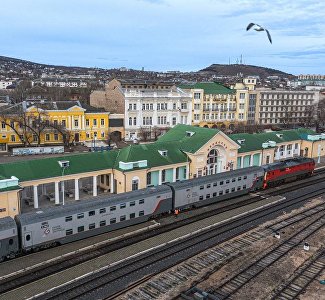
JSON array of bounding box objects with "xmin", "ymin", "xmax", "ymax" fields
[{"xmin": 200, "ymin": 64, "xmax": 293, "ymax": 79}]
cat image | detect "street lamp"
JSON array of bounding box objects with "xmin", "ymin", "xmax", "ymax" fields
[{"xmin": 58, "ymin": 160, "xmax": 70, "ymax": 205}]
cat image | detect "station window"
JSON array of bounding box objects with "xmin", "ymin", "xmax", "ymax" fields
[
  {"xmin": 139, "ymin": 210, "xmax": 144, "ymax": 216},
  {"xmin": 238, "ymin": 177, "xmax": 242, "ymax": 181},
  {"xmin": 110, "ymin": 206, "xmax": 116, "ymax": 211},
  {"xmin": 206, "ymin": 194, "xmax": 210, "ymax": 199},
  {"xmin": 213, "ymin": 192, "xmax": 217, "ymax": 197},
  {"xmin": 78, "ymin": 226, "xmax": 84, "ymax": 233},
  {"xmin": 66, "ymin": 229, "xmax": 73, "ymax": 236},
  {"xmin": 243, "ymin": 176, "xmax": 247, "ymax": 179},
  {"xmin": 99, "ymin": 208, "xmax": 106, "ymax": 214},
  {"xmin": 232, "ymin": 178, "xmax": 236, "ymax": 182},
  {"xmin": 77, "ymin": 213, "xmax": 84, "ymax": 219},
  {"xmin": 199, "ymin": 185, "xmax": 204, "ymax": 190},
  {"xmin": 26, "ymin": 234, "xmax": 31, "ymax": 241},
  {"xmin": 226, "ymin": 180, "xmax": 230, "ymax": 184},
  {"xmin": 237, "ymin": 186, "xmax": 241, "ymax": 191},
  {"xmin": 220, "ymin": 181, "xmax": 224, "ymax": 185},
  {"xmin": 139, "ymin": 199, "xmax": 145, "ymax": 204},
  {"xmin": 100, "ymin": 221, "xmax": 106, "ymax": 227},
  {"xmin": 199, "ymin": 195, "xmax": 204, "ymax": 200},
  {"xmin": 120, "ymin": 215, "xmax": 126, "ymax": 222},
  {"xmin": 89, "ymin": 223, "xmax": 95, "ymax": 230},
  {"xmin": 231, "ymin": 188, "xmax": 235, "ymax": 192},
  {"xmin": 225, "ymin": 189, "xmax": 229, "ymax": 194},
  {"xmin": 243, "ymin": 185, "xmax": 247, "ymax": 189},
  {"xmin": 219, "ymin": 191, "xmax": 223, "ymax": 196},
  {"xmin": 89, "ymin": 211, "xmax": 95, "ymax": 216},
  {"xmin": 207, "ymin": 184, "xmax": 211, "ymax": 188},
  {"xmin": 120, "ymin": 203, "xmax": 126, "ymax": 209},
  {"xmin": 213, "ymin": 182, "xmax": 217, "ymax": 186},
  {"xmin": 130, "ymin": 201, "xmax": 135, "ymax": 207},
  {"xmin": 110, "ymin": 218, "xmax": 116, "ymax": 224},
  {"xmin": 130, "ymin": 213, "xmax": 136, "ymax": 219},
  {"xmin": 65, "ymin": 216, "xmax": 73, "ymax": 222}
]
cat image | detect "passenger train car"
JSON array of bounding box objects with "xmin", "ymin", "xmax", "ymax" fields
[{"xmin": 0, "ymin": 157, "xmax": 315, "ymax": 261}]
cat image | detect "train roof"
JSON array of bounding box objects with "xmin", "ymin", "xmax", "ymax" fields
[
  {"xmin": 262, "ymin": 157, "xmax": 315, "ymax": 171},
  {"xmin": 166, "ymin": 166, "xmax": 263, "ymax": 189},
  {"xmin": 15, "ymin": 185, "xmax": 171, "ymax": 225},
  {"xmin": 0, "ymin": 216, "xmax": 16, "ymax": 231}
]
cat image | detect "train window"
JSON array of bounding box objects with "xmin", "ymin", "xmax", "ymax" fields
[
  {"xmin": 226, "ymin": 180, "xmax": 230, "ymax": 184},
  {"xmin": 120, "ymin": 215, "xmax": 126, "ymax": 222},
  {"xmin": 219, "ymin": 191, "xmax": 223, "ymax": 196},
  {"xmin": 130, "ymin": 201, "xmax": 136, "ymax": 207},
  {"xmin": 238, "ymin": 177, "xmax": 242, "ymax": 181},
  {"xmin": 9, "ymin": 239, "xmax": 13, "ymax": 245},
  {"xmin": 139, "ymin": 210, "xmax": 144, "ymax": 216},
  {"xmin": 89, "ymin": 211, "xmax": 95, "ymax": 216},
  {"xmin": 99, "ymin": 208, "xmax": 106, "ymax": 214},
  {"xmin": 77, "ymin": 213, "xmax": 84, "ymax": 219},
  {"xmin": 231, "ymin": 188, "xmax": 235, "ymax": 192},
  {"xmin": 89, "ymin": 223, "xmax": 96, "ymax": 229},
  {"xmin": 243, "ymin": 185, "xmax": 247, "ymax": 189},
  {"xmin": 120, "ymin": 203, "xmax": 126, "ymax": 209},
  {"xmin": 66, "ymin": 229, "xmax": 73, "ymax": 236},
  {"xmin": 206, "ymin": 194, "xmax": 210, "ymax": 199},
  {"xmin": 237, "ymin": 186, "xmax": 241, "ymax": 191},
  {"xmin": 244, "ymin": 176, "xmax": 247, "ymax": 179},
  {"xmin": 130, "ymin": 213, "xmax": 136, "ymax": 219},
  {"xmin": 65, "ymin": 216, "xmax": 73, "ymax": 222},
  {"xmin": 110, "ymin": 206, "xmax": 116, "ymax": 211},
  {"xmin": 213, "ymin": 182, "xmax": 217, "ymax": 186},
  {"xmin": 207, "ymin": 184, "xmax": 211, "ymax": 188},
  {"xmin": 232, "ymin": 178, "xmax": 236, "ymax": 182},
  {"xmin": 199, "ymin": 195, "xmax": 204, "ymax": 200},
  {"xmin": 186, "ymin": 189, "xmax": 191, "ymax": 192},
  {"xmin": 199, "ymin": 185, "xmax": 204, "ymax": 190},
  {"xmin": 225, "ymin": 189, "xmax": 229, "ymax": 194},
  {"xmin": 213, "ymin": 192, "xmax": 217, "ymax": 197},
  {"xmin": 110, "ymin": 218, "xmax": 116, "ymax": 224},
  {"xmin": 139, "ymin": 199, "xmax": 145, "ymax": 204},
  {"xmin": 78, "ymin": 226, "xmax": 84, "ymax": 233},
  {"xmin": 26, "ymin": 234, "xmax": 31, "ymax": 241},
  {"xmin": 220, "ymin": 181, "xmax": 224, "ymax": 185},
  {"xmin": 100, "ymin": 221, "xmax": 106, "ymax": 227}
]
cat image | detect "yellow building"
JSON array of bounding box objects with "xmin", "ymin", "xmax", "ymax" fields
[{"xmin": 0, "ymin": 100, "xmax": 110, "ymax": 151}]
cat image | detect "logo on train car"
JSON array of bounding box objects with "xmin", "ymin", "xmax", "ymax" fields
[
  {"xmin": 44, "ymin": 228, "xmax": 50, "ymax": 235},
  {"xmin": 41, "ymin": 222, "xmax": 49, "ymax": 229}
]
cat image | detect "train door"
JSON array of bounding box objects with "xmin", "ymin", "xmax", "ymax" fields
[{"xmin": 24, "ymin": 232, "xmax": 33, "ymax": 248}]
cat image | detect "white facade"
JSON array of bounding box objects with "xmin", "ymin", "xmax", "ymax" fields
[
  {"xmin": 124, "ymin": 88, "xmax": 192, "ymax": 141},
  {"xmin": 0, "ymin": 81, "xmax": 14, "ymax": 90}
]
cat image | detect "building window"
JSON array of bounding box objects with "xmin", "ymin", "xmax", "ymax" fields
[
  {"xmin": 130, "ymin": 213, "xmax": 136, "ymax": 219},
  {"xmin": 10, "ymin": 135, "xmax": 15, "ymax": 142},
  {"xmin": 89, "ymin": 223, "xmax": 96, "ymax": 229},
  {"xmin": 130, "ymin": 201, "xmax": 135, "ymax": 206},
  {"xmin": 93, "ymin": 119, "xmax": 97, "ymax": 126},
  {"xmin": 172, "ymin": 117, "xmax": 177, "ymax": 125},
  {"xmin": 139, "ymin": 210, "xmax": 144, "ymax": 216},
  {"xmin": 62, "ymin": 120, "xmax": 66, "ymax": 127},
  {"xmin": 132, "ymin": 179, "xmax": 139, "ymax": 191},
  {"xmin": 147, "ymin": 172, "xmax": 151, "ymax": 185},
  {"xmin": 99, "ymin": 208, "xmax": 106, "ymax": 214},
  {"xmin": 78, "ymin": 226, "xmax": 84, "ymax": 232},
  {"xmin": 66, "ymin": 229, "xmax": 73, "ymax": 236},
  {"xmin": 110, "ymin": 218, "xmax": 116, "ymax": 224},
  {"xmin": 162, "ymin": 170, "xmax": 166, "ymax": 183},
  {"xmin": 86, "ymin": 119, "xmax": 89, "ymax": 127},
  {"xmin": 45, "ymin": 134, "xmax": 50, "ymax": 141},
  {"xmin": 129, "ymin": 117, "xmax": 132, "ymax": 126},
  {"xmin": 120, "ymin": 215, "xmax": 126, "ymax": 222},
  {"xmin": 100, "ymin": 220, "xmax": 106, "ymax": 227},
  {"xmin": 54, "ymin": 133, "xmax": 58, "ymax": 141},
  {"xmin": 65, "ymin": 216, "xmax": 73, "ymax": 222},
  {"xmin": 74, "ymin": 119, "xmax": 79, "ymax": 127},
  {"xmin": 77, "ymin": 213, "xmax": 84, "ymax": 219},
  {"xmin": 194, "ymin": 92, "xmax": 201, "ymax": 99},
  {"xmin": 1, "ymin": 122, "xmax": 5, "ymax": 129},
  {"xmin": 89, "ymin": 210, "xmax": 95, "ymax": 216},
  {"xmin": 101, "ymin": 119, "xmax": 105, "ymax": 126},
  {"xmin": 133, "ymin": 117, "xmax": 136, "ymax": 125}
]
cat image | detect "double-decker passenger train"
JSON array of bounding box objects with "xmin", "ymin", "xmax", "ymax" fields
[{"xmin": 0, "ymin": 157, "xmax": 315, "ymax": 261}]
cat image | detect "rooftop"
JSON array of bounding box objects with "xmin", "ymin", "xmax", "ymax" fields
[{"xmin": 178, "ymin": 82, "xmax": 235, "ymax": 95}]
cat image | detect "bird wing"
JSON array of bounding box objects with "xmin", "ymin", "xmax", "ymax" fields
[
  {"xmin": 246, "ymin": 23, "xmax": 255, "ymax": 31},
  {"xmin": 265, "ymin": 29, "xmax": 272, "ymax": 44}
]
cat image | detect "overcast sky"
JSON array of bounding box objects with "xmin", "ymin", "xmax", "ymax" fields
[{"xmin": 1, "ymin": 0, "xmax": 324, "ymax": 75}]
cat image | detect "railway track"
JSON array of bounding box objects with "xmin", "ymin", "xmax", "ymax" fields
[
  {"xmin": 1, "ymin": 171, "xmax": 325, "ymax": 298},
  {"xmin": 271, "ymin": 250, "xmax": 325, "ymax": 300},
  {"xmin": 121, "ymin": 202, "xmax": 325, "ymax": 300},
  {"xmin": 209, "ymin": 215, "xmax": 325, "ymax": 299},
  {"xmin": 33, "ymin": 187, "xmax": 325, "ymax": 299}
]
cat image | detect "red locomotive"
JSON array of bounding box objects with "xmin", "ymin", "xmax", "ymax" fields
[{"xmin": 261, "ymin": 157, "xmax": 315, "ymax": 188}]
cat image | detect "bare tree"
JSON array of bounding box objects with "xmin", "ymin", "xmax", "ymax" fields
[
  {"xmin": 303, "ymin": 104, "xmax": 316, "ymax": 128},
  {"xmin": 138, "ymin": 127, "xmax": 150, "ymax": 142},
  {"xmin": 152, "ymin": 126, "xmax": 162, "ymax": 141}
]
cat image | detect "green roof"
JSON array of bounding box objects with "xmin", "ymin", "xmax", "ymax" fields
[
  {"xmin": 157, "ymin": 124, "xmax": 219, "ymax": 153},
  {"xmin": 230, "ymin": 129, "xmax": 316, "ymax": 153},
  {"xmin": 0, "ymin": 185, "xmax": 21, "ymax": 192},
  {"xmin": 178, "ymin": 82, "xmax": 235, "ymax": 95},
  {"xmin": 114, "ymin": 141, "xmax": 188, "ymax": 170},
  {"xmin": 0, "ymin": 151, "xmax": 118, "ymax": 182}
]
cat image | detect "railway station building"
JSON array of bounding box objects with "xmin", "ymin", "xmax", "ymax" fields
[{"xmin": 0, "ymin": 124, "xmax": 324, "ymax": 219}]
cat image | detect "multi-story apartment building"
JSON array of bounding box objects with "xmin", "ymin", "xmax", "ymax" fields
[
  {"xmin": 32, "ymin": 78, "xmax": 88, "ymax": 88},
  {"xmin": 0, "ymin": 100, "xmax": 110, "ymax": 151},
  {"xmin": 90, "ymin": 79, "xmax": 192, "ymax": 141},
  {"xmin": 179, "ymin": 82, "xmax": 238, "ymax": 130},
  {"xmin": 0, "ymin": 80, "xmax": 15, "ymax": 89},
  {"xmin": 255, "ymin": 89, "xmax": 320, "ymax": 126}
]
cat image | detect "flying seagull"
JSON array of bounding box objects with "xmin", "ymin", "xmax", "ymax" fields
[{"xmin": 246, "ymin": 23, "xmax": 272, "ymax": 44}]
